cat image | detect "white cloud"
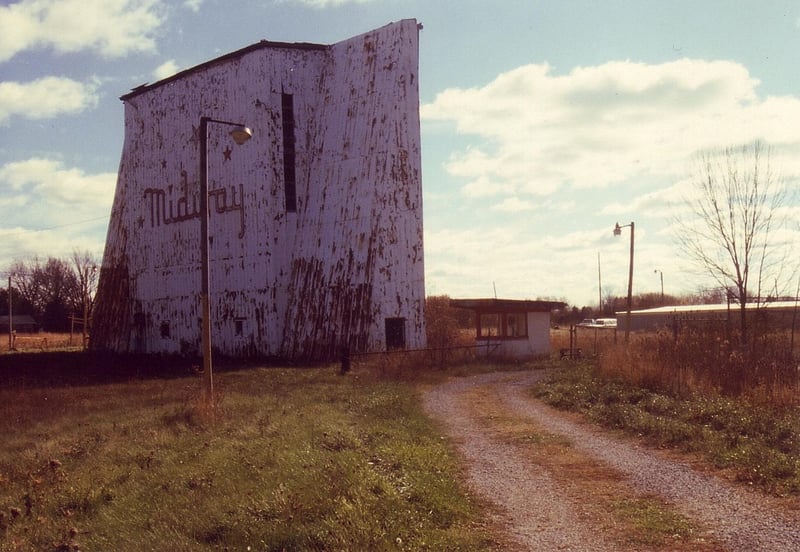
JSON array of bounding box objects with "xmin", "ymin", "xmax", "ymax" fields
[
  {"xmin": 0, "ymin": 77, "xmax": 98, "ymax": 124},
  {"xmin": 153, "ymin": 59, "xmax": 180, "ymax": 81},
  {"xmin": 424, "ymin": 224, "xmax": 621, "ymax": 302},
  {"xmin": 0, "ymin": 158, "xmax": 114, "ymax": 219},
  {"xmin": 280, "ymin": 0, "xmax": 375, "ymax": 6},
  {"xmin": 421, "ymin": 59, "xmax": 800, "ymax": 201},
  {"xmin": 601, "ymin": 182, "xmax": 685, "ymax": 219},
  {"xmin": 0, "ymin": 0, "xmax": 164, "ymax": 63},
  {"xmin": 0, "ymin": 158, "xmax": 114, "ymax": 266},
  {"xmin": 184, "ymin": 0, "xmax": 203, "ymax": 12},
  {"xmin": 490, "ymin": 197, "xmax": 536, "ymax": 213},
  {"xmin": 423, "ymin": 58, "xmax": 800, "ymax": 304}
]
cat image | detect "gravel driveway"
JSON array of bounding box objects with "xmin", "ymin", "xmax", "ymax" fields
[{"xmin": 422, "ymin": 369, "xmax": 800, "ymax": 551}]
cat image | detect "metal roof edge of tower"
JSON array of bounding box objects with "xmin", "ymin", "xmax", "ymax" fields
[
  {"xmin": 120, "ymin": 40, "xmax": 329, "ymax": 102},
  {"xmin": 119, "ymin": 18, "xmax": 419, "ymax": 102}
]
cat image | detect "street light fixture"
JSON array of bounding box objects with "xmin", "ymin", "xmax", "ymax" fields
[
  {"xmin": 199, "ymin": 116, "xmax": 252, "ymax": 408},
  {"xmin": 613, "ymin": 221, "xmax": 635, "ymax": 342}
]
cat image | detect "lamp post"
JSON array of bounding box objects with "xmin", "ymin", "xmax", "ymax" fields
[
  {"xmin": 613, "ymin": 221, "xmax": 635, "ymax": 342},
  {"xmin": 199, "ymin": 116, "xmax": 252, "ymax": 408},
  {"xmin": 654, "ymin": 269, "xmax": 664, "ymax": 304}
]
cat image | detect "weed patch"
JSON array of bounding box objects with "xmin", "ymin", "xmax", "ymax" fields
[
  {"xmin": 612, "ymin": 496, "xmax": 696, "ymax": 547},
  {"xmin": 533, "ymin": 364, "xmax": 800, "ymax": 495}
]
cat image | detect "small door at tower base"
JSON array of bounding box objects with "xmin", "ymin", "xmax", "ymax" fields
[{"xmin": 385, "ymin": 317, "xmax": 406, "ymax": 350}]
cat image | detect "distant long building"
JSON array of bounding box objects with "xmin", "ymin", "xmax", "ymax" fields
[
  {"xmin": 618, "ymin": 301, "xmax": 800, "ymax": 332},
  {"xmin": 92, "ymin": 20, "xmax": 426, "ymax": 360}
]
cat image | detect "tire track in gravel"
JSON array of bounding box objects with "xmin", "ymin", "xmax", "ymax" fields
[
  {"xmin": 423, "ymin": 371, "xmax": 617, "ymax": 551},
  {"xmin": 423, "ymin": 370, "xmax": 800, "ymax": 552}
]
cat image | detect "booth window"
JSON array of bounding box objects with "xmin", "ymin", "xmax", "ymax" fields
[
  {"xmin": 506, "ymin": 312, "xmax": 527, "ymax": 337},
  {"xmin": 478, "ymin": 312, "xmax": 527, "ymax": 339},
  {"xmin": 478, "ymin": 313, "xmax": 500, "ymax": 338}
]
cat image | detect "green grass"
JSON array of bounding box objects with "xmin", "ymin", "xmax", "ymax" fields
[
  {"xmin": 0, "ymin": 365, "xmax": 495, "ymax": 551},
  {"xmin": 532, "ymin": 363, "xmax": 800, "ymax": 496},
  {"xmin": 611, "ymin": 496, "xmax": 696, "ymax": 547}
]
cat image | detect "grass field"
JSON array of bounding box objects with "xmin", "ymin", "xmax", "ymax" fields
[{"xmin": 0, "ymin": 361, "xmax": 497, "ymax": 551}]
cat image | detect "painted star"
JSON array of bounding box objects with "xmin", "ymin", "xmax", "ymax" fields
[
  {"xmin": 189, "ymin": 125, "xmax": 200, "ymax": 146},
  {"xmin": 223, "ymin": 145, "xmax": 233, "ymax": 161}
]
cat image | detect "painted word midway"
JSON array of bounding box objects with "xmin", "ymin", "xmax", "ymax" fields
[{"xmin": 143, "ymin": 170, "xmax": 246, "ymax": 238}]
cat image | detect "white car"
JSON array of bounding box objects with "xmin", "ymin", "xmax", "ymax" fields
[
  {"xmin": 595, "ymin": 318, "xmax": 617, "ymax": 327},
  {"xmin": 577, "ymin": 318, "xmax": 617, "ymax": 328}
]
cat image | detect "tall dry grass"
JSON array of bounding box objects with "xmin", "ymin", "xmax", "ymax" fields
[
  {"xmin": 2, "ymin": 332, "xmax": 83, "ymax": 353},
  {"xmin": 597, "ymin": 325, "xmax": 800, "ymax": 406}
]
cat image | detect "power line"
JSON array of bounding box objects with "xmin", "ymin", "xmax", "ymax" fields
[{"xmin": 0, "ymin": 216, "xmax": 108, "ymax": 238}]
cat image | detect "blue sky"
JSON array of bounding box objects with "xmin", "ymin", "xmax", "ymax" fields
[{"xmin": 1, "ymin": 0, "xmax": 799, "ymax": 307}]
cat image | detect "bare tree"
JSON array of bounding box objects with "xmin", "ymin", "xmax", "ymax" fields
[
  {"xmin": 71, "ymin": 250, "xmax": 100, "ymax": 307},
  {"xmin": 675, "ymin": 141, "xmax": 792, "ymax": 346},
  {"xmin": 5, "ymin": 252, "xmax": 99, "ymax": 331},
  {"xmin": 71, "ymin": 250, "xmax": 100, "ymax": 342},
  {"xmin": 9, "ymin": 257, "xmax": 50, "ymax": 318}
]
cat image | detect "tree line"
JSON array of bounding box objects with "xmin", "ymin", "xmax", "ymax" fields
[{"xmin": 1, "ymin": 251, "xmax": 100, "ymax": 332}]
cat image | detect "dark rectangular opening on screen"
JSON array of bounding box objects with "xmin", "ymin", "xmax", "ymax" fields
[{"xmin": 281, "ymin": 92, "xmax": 297, "ymax": 212}]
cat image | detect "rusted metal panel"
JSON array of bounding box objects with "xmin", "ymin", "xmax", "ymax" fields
[{"xmin": 93, "ymin": 19, "xmax": 425, "ymax": 360}]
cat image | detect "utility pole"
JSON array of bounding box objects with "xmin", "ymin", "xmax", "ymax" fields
[
  {"xmin": 597, "ymin": 252, "xmax": 602, "ymax": 314},
  {"xmin": 613, "ymin": 221, "xmax": 635, "ymax": 342},
  {"xmin": 654, "ymin": 269, "xmax": 664, "ymax": 304}
]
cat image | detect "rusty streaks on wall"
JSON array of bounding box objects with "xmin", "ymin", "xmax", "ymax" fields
[
  {"xmin": 91, "ymin": 262, "xmax": 132, "ymax": 352},
  {"xmin": 281, "ymin": 257, "xmax": 375, "ymax": 360}
]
